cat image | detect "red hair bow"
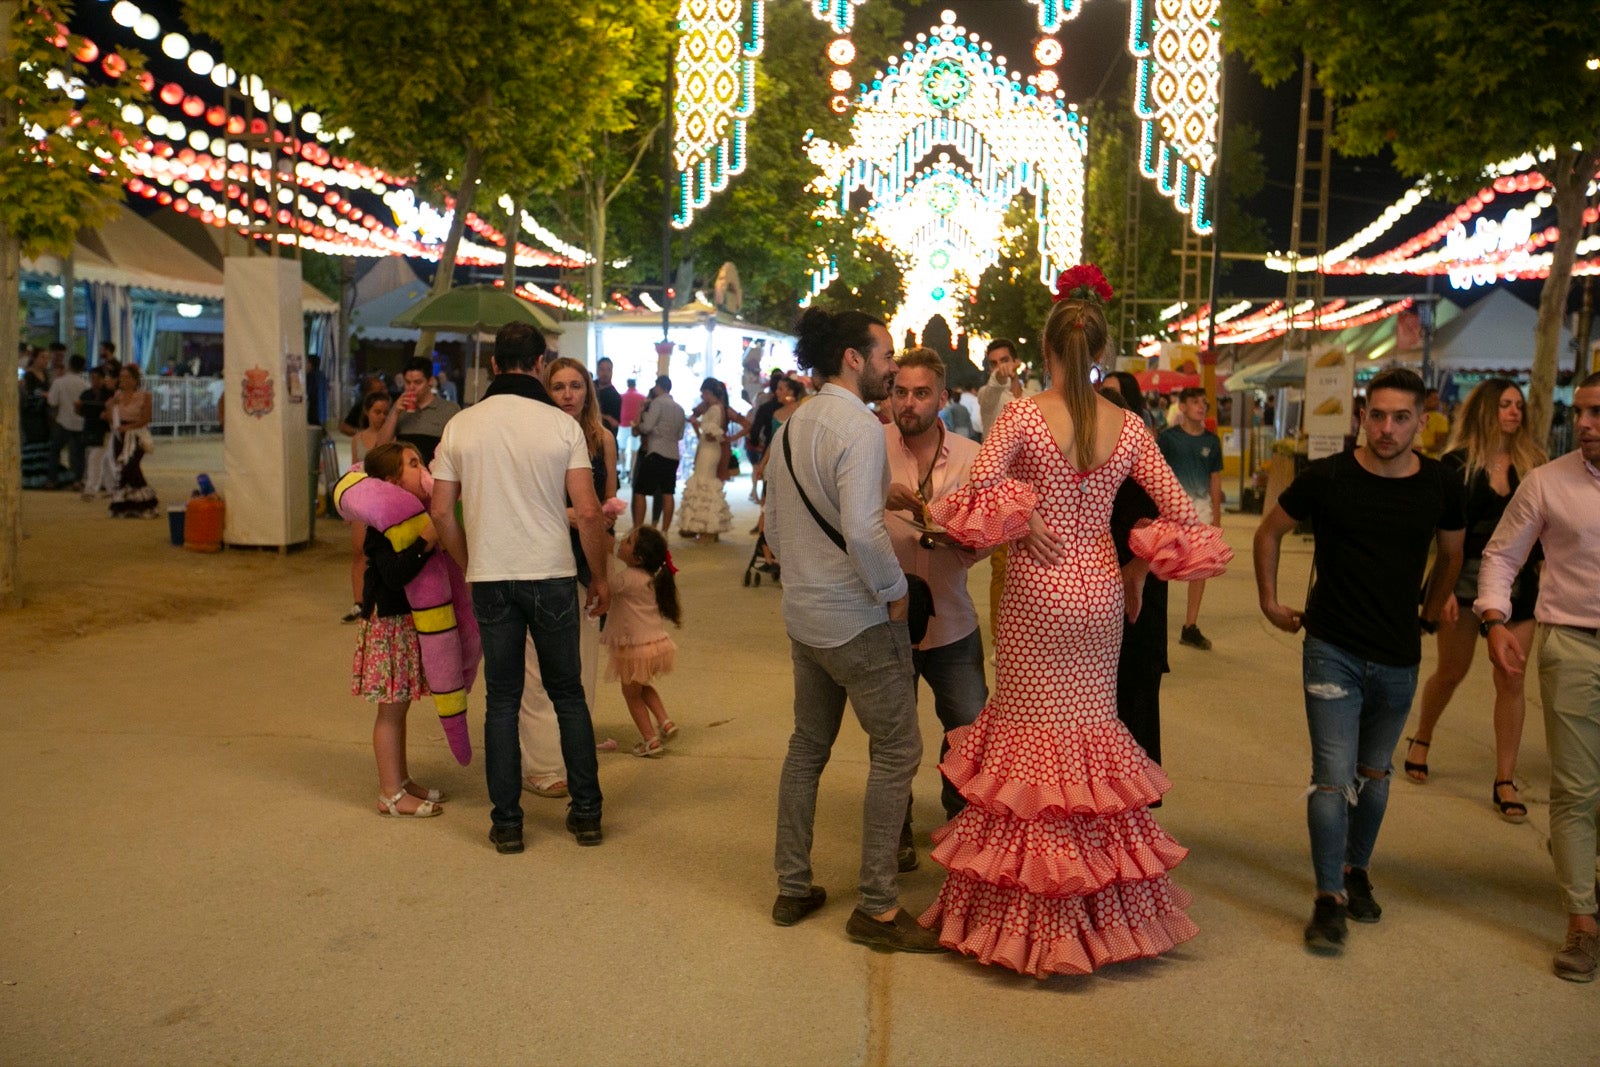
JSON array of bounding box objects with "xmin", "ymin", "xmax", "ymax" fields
[
  {"xmin": 663, "ymin": 550, "xmax": 678, "ymax": 576},
  {"xmin": 1053, "ymin": 264, "xmax": 1114, "ymax": 305}
]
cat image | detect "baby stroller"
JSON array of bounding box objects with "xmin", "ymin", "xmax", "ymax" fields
[{"xmin": 743, "ymin": 526, "xmax": 780, "ymax": 587}]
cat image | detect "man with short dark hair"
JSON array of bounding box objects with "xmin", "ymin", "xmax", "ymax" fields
[
  {"xmin": 883, "ymin": 347, "xmax": 989, "ymax": 869},
  {"xmin": 1160, "ymin": 386, "xmax": 1224, "ymax": 650},
  {"xmin": 429, "ymin": 321, "xmax": 612, "ymax": 854},
  {"xmin": 1476, "ymin": 371, "xmax": 1600, "ymax": 981},
  {"xmin": 594, "ymin": 357, "xmax": 622, "ymax": 435},
  {"xmin": 766, "ymin": 307, "xmax": 940, "ymax": 954},
  {"xmin": 78, "ymin": 365, "xmax": 115, "ymax": 498},
  {"xmin": 630, "ymin": 375, "xmax": 686, "ymax": 533},
  {"xmin": 617, "ymin": 376, "xmax": 645, "ymax": 477},
  {"xmin": 1254, "ymin": 367, "xmax": 1465, "ymax": 954},
  {"xmin": 377, "ymin": 356, "xmax": 460, "ymax": 466}
]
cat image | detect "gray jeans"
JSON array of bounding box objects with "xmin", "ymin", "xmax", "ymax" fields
[{"xmin": 775, "ymin": 621, "xmax": 921, "ymax": 915}]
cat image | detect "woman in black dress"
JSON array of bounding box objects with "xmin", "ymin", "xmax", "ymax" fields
[{"xmin": 1403, "ymin": 379, "xmax": 1545, "ymax": 821}]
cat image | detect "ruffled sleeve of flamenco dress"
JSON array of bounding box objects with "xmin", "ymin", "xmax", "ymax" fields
[{"xmin": 918, "ymin": 403, "xmax": 1232, "ymax": 979}]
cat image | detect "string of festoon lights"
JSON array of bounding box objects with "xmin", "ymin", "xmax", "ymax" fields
[
  {"xmin": 1265, "ymin": 150, "xmax": 1600, "ymax": 288},
  {"xmin": 79, "ymin": 1, "xmax": 587, "ymax": 305}
]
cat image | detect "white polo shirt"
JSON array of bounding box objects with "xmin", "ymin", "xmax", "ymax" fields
[{"xmin": 431, "ymin": 394, "xmax": 590, "ymax": 582}]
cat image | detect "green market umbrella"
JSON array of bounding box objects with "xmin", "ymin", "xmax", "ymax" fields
[{"xmin": 390, "ymin": 284, "xmax": 560, "ymax": 387}]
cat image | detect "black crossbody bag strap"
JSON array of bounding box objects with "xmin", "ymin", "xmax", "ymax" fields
[{"xmin": 781, "ymin": 420, "xmax": 848, "ymax": 554}]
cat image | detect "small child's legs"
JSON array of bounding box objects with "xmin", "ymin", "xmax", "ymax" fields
[
  {"xmin": 621, "ymin": 682, "xmax": 661, "ymax": 742},
  {"xmin": 373, "ymin": 700, "xmax": 435, "ymax": 813},
  {"xmin": 640, "ymin": 685, "xmax": 672, "ymax": 734}
]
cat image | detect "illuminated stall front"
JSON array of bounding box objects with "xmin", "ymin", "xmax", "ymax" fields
[{"xmin": 563, "ymin": 301, "xmax": 795, "ymax": 411}]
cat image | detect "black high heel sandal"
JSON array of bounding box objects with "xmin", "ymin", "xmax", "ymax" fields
[
  {"xmin": 1493, "ymin": 780, "xmax": 1528, "ymax": 823},
  {"xmin": 1403, "ymin": 737, "xmax": 1430, "ymax": 784}
]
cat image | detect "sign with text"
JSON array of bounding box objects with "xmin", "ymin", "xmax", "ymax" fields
[{"xmin": 1303, "ymin": 347, "xmax": 1353, "ymax": 460}]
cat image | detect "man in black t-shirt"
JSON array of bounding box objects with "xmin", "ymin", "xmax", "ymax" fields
[
  {"xmin": 1254, "ymin": 368, "xmax": 1465, "ymax": 955},
  {"xmin": 594, "ymin": 357, "xmax": 622, "ymax": 436}
]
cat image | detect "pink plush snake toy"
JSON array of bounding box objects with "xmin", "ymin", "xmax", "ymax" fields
[{"xmin": 334, "ymin": 467, "xmax": 479, "ymax": 765}]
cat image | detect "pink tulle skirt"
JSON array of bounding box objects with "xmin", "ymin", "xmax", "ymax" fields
[{"xmin": 604, "ymin": 635, "xmax": 677, "ymax": 685}]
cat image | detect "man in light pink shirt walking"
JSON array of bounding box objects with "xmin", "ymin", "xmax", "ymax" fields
[
  {"xmin": 883, "ymin": 348, "xmax": 991, "ymax": 870},
  {"xmin": 1476, "ymin": 371, "xmax": 1600, "ymax": 981}
]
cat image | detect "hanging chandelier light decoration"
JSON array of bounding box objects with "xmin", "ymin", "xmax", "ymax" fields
[
  {"xmin": 671, "ymin": 0, "xmax": 765, "ymax": 229},
  {"xmin": 1129, "ymin": 0, "xmax": 1221, "ymax": 235},
  {"xmin": 808, "ymin": 11, "xmax": 1088, "ymax": 311}
]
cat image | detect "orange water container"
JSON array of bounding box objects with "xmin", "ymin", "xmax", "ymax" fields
[{"xmin": 183, "ymin": 493, "xmax": 225, "ymax": 552}]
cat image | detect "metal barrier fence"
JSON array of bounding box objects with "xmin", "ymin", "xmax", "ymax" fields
[{"xmin": 149, "ymin": 376, "xmax": 223, "ymax": 434}]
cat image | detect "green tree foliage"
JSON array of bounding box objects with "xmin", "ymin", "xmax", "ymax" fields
[
  {"xmin": 186, "ymin": 0, "xmax": 665, "ymax": 351},
  {"xmin": 2, "ymin": 0, "xmax": 146, "ymax": 607},
  {"xmin": 1222, "ymin": 0, "xmax": 1600, "ymax": 441}
]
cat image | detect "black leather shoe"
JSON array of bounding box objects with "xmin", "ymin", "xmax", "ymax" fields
[
  {"xmin": 1343, "ymin": 868, "xmax": 1382, "ymax": 923},
  {"xmin": 845, "ymin": 908, "xmax": 945, "ymax": 953},
  {"xmin": 771, "ymin": 886, "xmax": 827, "ymax": 926},
  {"xmin": 489, "ymin": 825, "xmax": 524, "ymax": 854},
  {"xmin": 566, "ymin": 811, "xmax": 603, "ymax": 846}
]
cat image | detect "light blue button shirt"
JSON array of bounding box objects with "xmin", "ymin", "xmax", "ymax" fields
[{"xmin": 765, "ymin": 383, "xmax": 908, "ymax": 648}]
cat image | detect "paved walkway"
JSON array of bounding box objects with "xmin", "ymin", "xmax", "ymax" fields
[{"xmin": 3, "ymin": 438, "xmax": 1595, "ymax": 1064}]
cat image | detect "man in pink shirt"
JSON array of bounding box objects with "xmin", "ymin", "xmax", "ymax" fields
[
  {"xmin": 617, "ymin": 376, "xmax": 645, "ymax": 477},
  {"xmin": 883, "ymin": 347, "xmax": 990, "ymax": 870},
  {"xmin": 1476, "ymin": 371, "xmax": 1600, "ymax": 982}
]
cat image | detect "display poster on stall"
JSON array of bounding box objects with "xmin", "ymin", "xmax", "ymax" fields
[
  {"xmin": 222, "ymin": 256, "xmax": 311, "ymax": 548},
  {"xmin": 1303, "ymin": 346, "xmax": 1353, "ymax": 460}
]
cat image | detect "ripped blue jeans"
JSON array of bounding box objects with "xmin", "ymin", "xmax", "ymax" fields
[{"xmin": 1303, "ymin": 635, "xmax": 1419, "ymax": 897}]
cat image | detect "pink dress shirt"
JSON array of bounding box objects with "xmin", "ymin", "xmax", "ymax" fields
[
  {"xmin": 1475, "ymin": 450, "xmax": 1600, "ymax": 628},
  {"xmin": 883, "ymin": 421, "xmax": 988, "ymax": 650}
]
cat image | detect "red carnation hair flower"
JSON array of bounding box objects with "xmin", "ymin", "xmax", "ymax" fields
[{"xmin": 1053, "ymin": 264, "xmax": 1114, "ymax": 305}]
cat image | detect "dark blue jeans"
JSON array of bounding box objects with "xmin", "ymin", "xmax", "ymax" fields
[
  {"xmin": 1302, "ymin": 635, "xmax": 1419, "ymax": 897},
  {"xmin": 913, "ymin": 627, "xmax": 988, "ymax": 819},
  {"xmin": 473, "ymin": 578, "xmax": 601, "ymax": 829}
]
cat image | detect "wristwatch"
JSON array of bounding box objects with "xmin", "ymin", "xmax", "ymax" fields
[
  {"xmin": 1479, "ymin": 617, "xmax": 1507, "ymax": 637},
  {"xmin": 1419, "ymin": 616, "xmax": 1439, "ymax": 635}
]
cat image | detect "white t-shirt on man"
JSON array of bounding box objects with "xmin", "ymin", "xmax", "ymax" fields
[{"xmin": 431, "ymin": 393, "xmax": 590, "ymax": 582}]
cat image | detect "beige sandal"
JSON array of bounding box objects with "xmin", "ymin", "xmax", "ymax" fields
[{"xmin": 378, "ymin": 786, "xmax": 442, "ymax": 817}]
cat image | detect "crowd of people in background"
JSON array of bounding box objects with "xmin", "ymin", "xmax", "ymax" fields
[{"xmin": 19, "ymin": 295, "xmax": 1599, "ymax": 985}]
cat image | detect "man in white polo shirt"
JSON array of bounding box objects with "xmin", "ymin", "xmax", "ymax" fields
[{"xmin": 430, "ymin": 322, "xmax": 612, "ymax": 855}]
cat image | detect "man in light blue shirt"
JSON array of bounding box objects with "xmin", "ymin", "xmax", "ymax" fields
[{"xmin": 765, "ymin": 307, "xmax": 942, "ymax": 954}]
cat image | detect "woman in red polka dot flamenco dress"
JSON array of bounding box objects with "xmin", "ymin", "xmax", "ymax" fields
[{"xmin": 922, "ymin": 267, "xmax": 1232, "ymax": 977}]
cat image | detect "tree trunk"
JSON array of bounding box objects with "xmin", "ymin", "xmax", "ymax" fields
[
  {"xmin": 413, "ymin": 140, "xmax": 485, "ymax": 361},
  {"xmin": 1530, "ymin": 145, "xmax": 1595, "ymax": 448},
  {"xmin": 585, "ymin": 169, "xmax": 607, "ymax": 317},
  {"xmin": 1, "ymin": 0, "xmax": 23, "ymax": 608},
  {"xmin": 501, "ymin": 196, "xmax": 519, "ymax": 292}
]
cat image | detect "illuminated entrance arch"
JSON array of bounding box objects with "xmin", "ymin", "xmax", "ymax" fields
[{"xmin": 805, "ymin": 15, "xmax": 1087, "ymax": 338}]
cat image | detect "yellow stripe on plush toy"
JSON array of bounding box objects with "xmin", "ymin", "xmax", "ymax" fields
[
  {"xmin": 332, "ymin": 469, "xmax": 366, "ymax": 513},
  {"xmin": 434, "ymin": 689, "xmax": 467, "ymax": 716},
  {"xmin": 383, "ymin": 513, "xmax": 432, "ymax": 552},
  {"xmin": 413, "ymin": 604, "xmax": 456, "ymax": 634}
]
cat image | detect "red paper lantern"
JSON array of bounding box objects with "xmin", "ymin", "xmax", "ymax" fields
[
  {"xmin": 249, "ymin": 118, "xmax": 267, "ymax": 135},
  {"xmin": 226, "ymin": 116, "xmax": 245, "ymax": 136},
  {"xmin": 101, "ymin": 53, "xmax": 126, "ymax": 78},
  {"xmin": 159, "ymin": 82, "xmax": 184, "ymax": 107},
  {"xmin": 181, "ymin": 95, "xmax": 204, "ymax": 118},
  {"xmin": 157, "ymin": 191, "xmax": 173, "ymax": 205},
  {"xmin": 205, "ymin": 106, "xmax": 225, "ymax": 127},
  {"xmin": 137, "ymin": 71, "xmax": 154, "ymax": 92},
  {"xmin": 74, "ymin": 40, "xmax": 99, "ymax": 64}
]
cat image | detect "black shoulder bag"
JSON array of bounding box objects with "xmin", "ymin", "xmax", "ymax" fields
[{"xmin": 780, "ymin": 419, "xmax": 935, "ymax": 644}]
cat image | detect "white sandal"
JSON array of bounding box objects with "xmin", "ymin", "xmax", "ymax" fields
[
  {"xmin": 378, "ymin": 786, "xmax": 442, "ymax": 817},
  {"xmin": 630, "ymin": 737, "xmax": 665, "ymax": 758},
  {"xmin": 401, "ymin": 777, "xmax": 445, "ymax": 803}
]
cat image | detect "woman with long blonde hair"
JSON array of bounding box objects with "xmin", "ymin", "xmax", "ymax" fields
[
  {"xmin": 920, "ymin": 266, "xmax": 1231, "ymax": 977},
  {"xmin": 1404, "ymin": 378, "xmax": 1546, "ymax": 821},
  {"xmin": 515, "ymin": 356, "xmax": 618, "ymax": 800}
]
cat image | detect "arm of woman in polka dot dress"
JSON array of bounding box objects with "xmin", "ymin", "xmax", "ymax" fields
[
  {"xmin": 1126, "ymin": 423, "xmax": 1233, "ymax": 581},
  {"xmin": 929, "ymin": 400, "xmax": 1040, "ymax": 550}
]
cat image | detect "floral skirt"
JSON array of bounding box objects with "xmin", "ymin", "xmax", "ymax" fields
[
  {"xmin": 351, "ymin": 614, "xmax": 430, "ymax": 704},
  {"xmin": 603, "ymin": 635, "xmax": 677, "ymax": 686}
]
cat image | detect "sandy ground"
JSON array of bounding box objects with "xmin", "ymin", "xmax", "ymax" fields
[{"xmin": 3, "ymin": 435, "xmax": 1598, "ymax": 1065}]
